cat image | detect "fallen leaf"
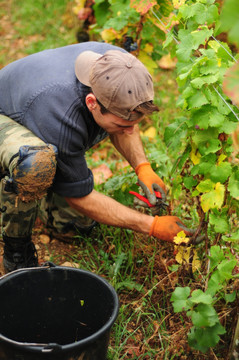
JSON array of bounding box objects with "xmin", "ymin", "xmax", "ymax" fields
[
  {"xmin": 158, "ymin": 54, "xmax": 177, "ymax": 70},
  {"xmin": 39, "ymin": 234, "xmax": 50, "ymax": 244},
  {"xmin": 143, "ymin": 126, "xmax": 157, "ymax": 139},
  {"xmin": 92, "ymin": 164, "xmax": 113, "ymax": 184}
]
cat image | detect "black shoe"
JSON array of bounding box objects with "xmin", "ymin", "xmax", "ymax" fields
[
  {"xmin": 49, "ymin": 220, "xmax": 99, "ymax": 243},
  {"xmin": 3, "ymin": 236, "xmax": 38, "ymax": 273}
]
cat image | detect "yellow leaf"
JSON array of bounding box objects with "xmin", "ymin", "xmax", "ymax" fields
[
  {"xmin": 208, "ymin": 40, "xmax": 220, "ymax": 53},
  {"xmin": 144, "ymin": 43, "xmax": 154, "ymax": 54},
  {"xmin": 190, "ymin": 144, "xmax": 201, "ymax": 165},
  {"xmin": 73, "ymin": 0, "xmax": 86, "ymax": 15},
  {"xmin": 200, "ymin": 182, "xmax": 225, "ymax": 212},
  {"xmin": 173, "ymin": 231, "xmax": 190, "ymax": 245},
  {"xmin": 101, "ymin": 28, "xmax": 119, "ymax": 42},
  {"xmin": 143, "ymin": 126, "xmax": 156, "ymax": 139},
  {"xmin": 158, "ymin": 54, "xmax": 177, "ymax": 70},
  {"xmin": 130, "ymin": 0, "xmax": 157, "ymax": 15},
  {"xmin": 217, "ymin": 153, "xmax": 227, "ymax": 165},
  {"xmin": 173, "ymin": 0, "xmax": 186, "ymax": 9},
  {"xmin": 215, "ymin": 182, "xmax": 225, "ymax": 207},
  {"xmin": 138, "ymin": 50, "xmax": 158, "ymax": 73},
  {"xmin": 175, "ymin": 246, "xmax": 201, "ymax": 272}
]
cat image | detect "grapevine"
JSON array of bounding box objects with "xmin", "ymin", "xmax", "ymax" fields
[{"xmin": 73, "ymin": 0, "xmax": 239, "ymax": 354}]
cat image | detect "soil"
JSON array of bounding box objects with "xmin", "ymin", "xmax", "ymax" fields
[{"xmin": 0, "ymin": 218, "xmax": 76, "ymax": 276}]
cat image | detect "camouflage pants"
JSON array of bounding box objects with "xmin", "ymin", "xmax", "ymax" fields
[{"xmin": 0, "ymin": 115, "xmax": 93, "ymax": 239}]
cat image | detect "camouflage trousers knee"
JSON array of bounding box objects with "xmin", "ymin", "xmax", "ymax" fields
[{"xmin": 0, "ymin": 115, "xmax": 94, "ymax": 239}]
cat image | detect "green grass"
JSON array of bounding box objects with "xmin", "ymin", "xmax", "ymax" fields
[{"xmin": 4, "ymin": 0, "xmax": 76, "ymax": 59}]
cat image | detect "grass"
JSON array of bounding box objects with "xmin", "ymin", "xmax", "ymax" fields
[{"xmin": 0, "ymin": 0, "xmax": 76, "ymax": 67}]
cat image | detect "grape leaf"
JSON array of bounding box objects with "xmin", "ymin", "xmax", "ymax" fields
[
  {"xmin": 184, "ymin": 176, "xmax": 198, "ymax": 190},
  {"xmin": 217, "ymin": 259, "xmax": 237, "ymax": 280},
  {"xmin": 209, "ymin": 212, "xmax": 229, "ymax": 233},
  {"xmin": 191, "ymin": 27, "xmax": 213, "ymax": 50},
  {"xmin": 228, "ymin": 169, "xmax": 239, "ymax": 198},
  {"xmin": 200, "ymin": 182, "xmax": 225, "ymax": 212},
  {"xmin": 191, "ymin": 303, "xmax": 218, "ymax": 327},
  {"xmin": 190, "ymin": 290, "xmax": 213, "ymax": 305},
  {"xmin": 197, "ymin": 179, "xmax": 214, "ymax": 193},
  {"xmin": 130, "ymin": 0, "xmax": 157, "ymax": 15},
  {"xmin": 187, "ymin": 89, "xmax": 209, "ymax": 109},
  {"xmin": 170, "ymin": 286, "xmax": 191, "ymax": 312},
  {"xmin": 188, "ymin": 322, "xmax": 226, "ymax": 353},
  {"xmin": 199, "ymin": 139, "xmax": 221, "ymax": 155},
  {"xmin": 210, "ymin": 161, "xmax": 232, "ymax": 183}
]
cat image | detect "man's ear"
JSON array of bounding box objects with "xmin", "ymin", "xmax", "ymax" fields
[{"xmin": 85, "ymin": 93, "xmax": 97, "ymax": 112}]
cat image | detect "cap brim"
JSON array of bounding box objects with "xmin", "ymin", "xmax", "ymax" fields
[{"xmin": 75, "ymin": 51, "xmax": 102, "ymax": 87}]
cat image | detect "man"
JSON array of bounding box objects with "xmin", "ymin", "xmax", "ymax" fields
[{"xmin": 0, "ymin": 41, "xmax": 197, "ymax": 273}]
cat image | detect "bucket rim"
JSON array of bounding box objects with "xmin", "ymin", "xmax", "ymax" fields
[{"xmin": 0, "ymin": 265, "xmax": 119, "ymax": 354}]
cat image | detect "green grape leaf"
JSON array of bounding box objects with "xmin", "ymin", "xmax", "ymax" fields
[
  {"xmin": 198, "ymin": 139, "xmax": 221, "ymax": 155},
  {"xmin": 208, "ymin": 40, "xmax": 233, "ymax": 63},
  {"xmin": 228, "ymin": 169, "xmax": 239, "ymax": 198},
  {"xmin": 164, "ymin": 117, "xmax": 187, "ymax": 150},
  {"xmin": 208, "ymin": 110, "xmax": 225, "ymax": 128},
  {"xmin": 187, "ymin": 89, "xmax": 209, "ymax": 109},
  {"xmin": 191, "ymin": 74, "xmax": 219, "ymax": 89},
  {"xmin": 208, "ymin": 245, "xmax": 225, "ymax": 271},
  {"xmin": 184, "ymin": 176, "xmax": 198, "ymax": 190},
  {"xmin": 217, "ymin": 259, "xmax": 237, "ymax": 280},
  {"xmin": 209, "ymin": 211, "xmax": 230, "ymax": 233},
  {"xmin": 200, "ymin": 182, "xmax": 225, "ymax": 212},
  {"xmin": 191, "ymin": 106, "xmax": 225, "ymax": 131},
  {"xmin": 207, "ymin": 271, "xmax": 223, "ymax": 297},
  {"xmin": 199, "ymin": 58, "xmax": 219, "ymax": 76},
  {"xmin": 191, "ymin": 27, "xmax": 213, "ymax": 50},
  {"xmin": 205, "ymin": 4, "xmax": 219, "ymax": 24},
  {"xmin": 188, "ymin": 322, "xmax": 226, "ymax": 353},
  {"xmin": 218, "ymin": 119, "xmax": 238, "ymax": 134},
  {"xmin": 170, "ymin": 286, "xmax": 191, "ymax": 312},
  {"xmin": 93, "ymin": 1, "xmax": 111, "ymax": 26},
  {"xmin": 225, "ymin": 291, "xmax": 236, "ymax": 303},
  {"xmin": 192, "ymin": 127, "xmax": 219, "ymax": 146},
  {"xmin": 177, "ymin": 30, "xmax": 194, "ymax": 62},
  {"xmin": 197, "ymin": 154, "xmax": 217, "ymax": 175},
  {"xmin": 190, "ymin": 290, "xmax": 213, "ymax": 305},
  {"xmin": 197, "ymin": 179, "xmax": 214, "ymax": 193},
  {"xmin": 191, "ymin": 303, "xmax": 218, "ymax": 327},
  {"xmin": 210, "ymin": 161, "xmax": 232, "ymax": 183}
]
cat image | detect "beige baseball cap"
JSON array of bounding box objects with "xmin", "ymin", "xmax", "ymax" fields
[{"xmin": 75, "ymin": 50, "xmax": 154, "ymax": 120}]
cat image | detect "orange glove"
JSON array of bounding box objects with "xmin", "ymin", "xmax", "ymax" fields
[
  {"xmin": 135, "ymin": 162, "xmax": 166, "ymax": 205},
  {"xmin": 149, "ymin": 215, "xmax": 195, "ymax": 243}
]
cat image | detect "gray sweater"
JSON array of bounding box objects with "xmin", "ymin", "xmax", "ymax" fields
[{"xmin": 0, "ymin": 42, "xmax": 124, "ymax": 197}]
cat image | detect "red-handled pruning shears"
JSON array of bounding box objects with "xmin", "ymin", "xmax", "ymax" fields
[
  {"xmin": 129, "ymin": 190, "xmax": 163, "ymax": 207},
  {"xmin": 129, "ymin": 187, "xmax": 168, "ymax": 215}
]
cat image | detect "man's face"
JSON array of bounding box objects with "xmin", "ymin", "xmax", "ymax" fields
[{"xmin": 85, "ymin": 94, "xmax": 143, "ymax": 135}]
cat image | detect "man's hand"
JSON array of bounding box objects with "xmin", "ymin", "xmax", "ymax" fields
[
  {"xmin": 135, "ymin": 162, "xmax": 166, "ymax": 205},
  {"xmin": 149, "ymin": 215, "xmax": 203, "ymax": 244}
]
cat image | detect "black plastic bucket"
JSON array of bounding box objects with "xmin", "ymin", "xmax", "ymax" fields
[{"xmin": 0, "ymin": 264, "xmax": 119, "ymax": 360}]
